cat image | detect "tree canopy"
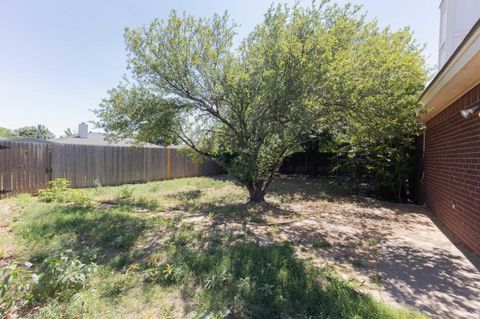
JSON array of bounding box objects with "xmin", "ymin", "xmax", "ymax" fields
[
  {"xmin": 96, "ymin": 1, "xmax": 427, "ymax": 203},
  {"xmin": 63, "ymin": 128, "xmax": 77, "ymax": 137},
  {"xmin": 0, "ymin": 127, "xmax": 17, "ymax": 138},
  {"xmin": 14, "ymin": 125, "xmax": 55, "ymax": 140}
]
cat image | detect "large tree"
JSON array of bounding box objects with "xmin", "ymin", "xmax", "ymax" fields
[
  {"xmin": 0, "ymin": 127, "xmax": 17, "ymax": 138},
  {"xmin": 323, "ymin": 22, "xmax": 428, "ymax": 202},
  {"xmin": 14, "ymin": 124, "xmax": 55, "ymax": 140},
  {"xmin": 96, "ymin": 1, "xmax": 427, "ymax": 203}
]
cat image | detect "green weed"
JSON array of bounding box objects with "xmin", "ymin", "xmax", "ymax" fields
[
  {"xmin": 312, "ymin": 239, "xmax": 332, "ymax": 249},
  {"xmin": 33, "ymin": 249, "xmax": 97, "ymax": 301}
]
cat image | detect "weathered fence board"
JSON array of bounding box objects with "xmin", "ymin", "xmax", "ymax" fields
[
  {"xmin": 0, "ymin": 141, "xmax": 52, "ymax": 197},
  {"xmin": 0, "ymin": 141, "xmax": 223, "ymax": 197}
]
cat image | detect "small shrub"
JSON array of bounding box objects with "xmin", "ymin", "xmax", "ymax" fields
[
  {"xmin": 110, "ymin": 251, "xmax": 136, "ymax": 270},
  {"xmin": 204, "ymin": 270, "xmax": 232, "ymax": 290},
  {"xmin": 33, "ymin": 249, "xmax": 97, "ymax": 301},
  {"xmin": 364, "ymin": 237, "xmax": 380, "ymax": 246},
  {"xmin": 371, "ymin": 274, "xmax": 382, "ymax": 287},
  {"xmin": 65, "ymin": 189, "xmax": 93, "ymax": 208},
  {"xmin": 38, "ymin": 178, "xmax": 92, "ymax": 208},
  {"xmin": 93, "ymin": 178, "xmax": 104, "ymax": 195},
  {"xmin": 266, "ymin": 225, "xmax": 279, "ymax": 237},
  {"xmin": 146, "ymin": 252, "xmax": 166, "ymax": 268},
  {"xmin": 78, "ymin": 248, "xmax": 99, "ymax": 264},
  {"xmin": 0, "ymin": 262, "xmax": 38, "ymax": 316},
  {"xmin": 117, "ymin": 186, "xmax": 134, "ymax": 201},
  {"xmin": 258, "ymin": 283, "xmax": 275, "ymax": 296},
  {"xmin": 101, "ymin": 273, "xmax": 134, "ymax": 298},
  {"xmin": 29, "ymin": 250, "xmax": 51, "ymax": 264},
  {"xmin": 144, "ymin": 262, "xmax": 186, "ymax": 286},
  {"xmin": 38, "ymin": 178, "xmax": 70, "ymax": 202}
]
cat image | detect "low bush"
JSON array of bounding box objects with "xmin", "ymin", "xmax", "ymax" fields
[
  {"xmin": 37, "ymin": 178, "xmax": 70, "ymax": 202},
  {"xmin": 33, "ymin": 249, "xmax": 97, "ymax": 301},
  {"xmin": 116, "ymin": 186, "xmax": 134, "ymax": 201},
  {"xmin": 38, "ymin": 178, "xmax": 92, "ymax": 208},
  {"xmin": 0, "ymin": 262, "xmax": 37, "ymax": 317},
  {"xmin": 100, "ymin": 273, "xmax": 134, "ymax": 298}
]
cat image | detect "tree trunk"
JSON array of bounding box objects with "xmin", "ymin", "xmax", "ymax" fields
[{"xmin": 248, "ymin": 184, "xmax": 266, "ymax": 203}]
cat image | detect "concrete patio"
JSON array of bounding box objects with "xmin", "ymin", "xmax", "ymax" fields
[{"xmin": 376, "ymin": 206, "xmax": 480, "ymax": 319}]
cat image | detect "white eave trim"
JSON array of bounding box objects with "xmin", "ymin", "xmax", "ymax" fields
[{"xmin": 420, "ymin": 23, "xmax": 480, "ymax": 123}]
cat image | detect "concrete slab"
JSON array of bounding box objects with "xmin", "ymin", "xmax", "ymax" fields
[{"xmin": 377, "ymin": 210, "xmax": 480, "ymax": 319}]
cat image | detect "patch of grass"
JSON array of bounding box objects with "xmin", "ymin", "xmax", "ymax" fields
[
  {"xmin": 372, "ymin": 274, "xmax": 383, "ymax": 287},
  {"xmin": 110, "ymin": 251, "xmax": 139, "ymax": 270},
  {"xmin": 312, "ymin": 239, "xmax": 333, "ymax": 249},
  {"xmin": 98, "ymin": 176, "xmax": 235, "ymax": 200},
  {"xmin": 364, "ymin": 237, "xmax": 381, "ymax": 246},
  {"xmin": 350, "ymin": 259, "xmax": 367, "ymax": 269},
  {"xmin": 268, "ymin": 175, "xmax": 354, "ymax": 201},
  {"xmin": 100, "ymin": 272, "xmax": 136, "ymax": 299},
  {"xmin": 266, "ymin": 225, "xmax": 279, "ymax": 237},
  {"xmin": 169, "ymin": 189, "xmax": 202, "ymax": 202},
  {"xmin": 14, "ymin": 202, "xmax": 148, "ymax": 263},
  {"xmin": 144, "ymin": 241, "xmax": 425, "ymax": 319},
  {"xmin": 133, "ymin": 196, "xmax": 161, "ymax": 211},
  {"xmin": 117, "ymin": 185, "xmax": 134, "ymax": 201}
]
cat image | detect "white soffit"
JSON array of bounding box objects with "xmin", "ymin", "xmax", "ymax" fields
[{"xmin": 421, "ymin": 23, "xmax": 480, "ymax": 123}]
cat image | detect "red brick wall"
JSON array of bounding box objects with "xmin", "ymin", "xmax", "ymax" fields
[{"xmin": 423, "ymin": 83, "xmax": 480, "ymax": 255}]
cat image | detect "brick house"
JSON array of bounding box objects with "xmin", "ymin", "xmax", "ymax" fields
[{"xmin": 419, "ymin": 0, "xmax": 480, "ymax": 255}]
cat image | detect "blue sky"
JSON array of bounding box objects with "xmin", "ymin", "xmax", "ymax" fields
[{"xmin": 0, "ymin": 0, "xmax": 439, "ymax": 136}]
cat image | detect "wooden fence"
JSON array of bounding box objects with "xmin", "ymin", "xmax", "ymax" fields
[{"xmin": 0, "ymin": 141, "xmax": 222, "ymax": 197}]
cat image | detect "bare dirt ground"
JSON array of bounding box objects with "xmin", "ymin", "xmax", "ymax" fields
[{"xmin": 161, "ymin": 186, "xmax": 480, "ymax": 319}]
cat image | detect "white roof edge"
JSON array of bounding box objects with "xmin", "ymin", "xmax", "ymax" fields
[{"xmin": 420, "ymin": 22, "xmax": 480, "ymax": 123}]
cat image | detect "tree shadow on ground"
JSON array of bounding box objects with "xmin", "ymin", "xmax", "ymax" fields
[
  {"xmin": 172, "ymin": 200, "xmax": 298, "ymax": 225},
  {"xmin": 344, "ymin": 201, "xmax": 480, "ymax": 318},
  {"xmin": 267, "ymin": 175, "xmax": 354, "ymax": 202},
  {"xmin": 427, "ymin": 212, "xmax": 480, "ymax": 272},
  {"xmin": 206, "ymin": 174, "xmax": 354, "ymax": 203},
  {"xmin": 24, "ymin": 205, "xmax": 148, "ymax": 266},
  {"xmin": 99, "ymin": 199, "xmax": 161, "ymax": 212},
  {"xmin": 154, "ymin": 240, "xmax": 418, "ymax": 319},
  {"xmin": 278, "ymin": 214, "xmax": 386, "ymax": 267},
  {"xmin": 164, "ymin": 180, "xmax": 399, "ymax": 275},
  {"xmin": 378, "ymin": 243, "xmax": 480, "ymax": 318},
  {"xmin": 167, "ymin": 189, "xmax": 202, "ymax": 202}
]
